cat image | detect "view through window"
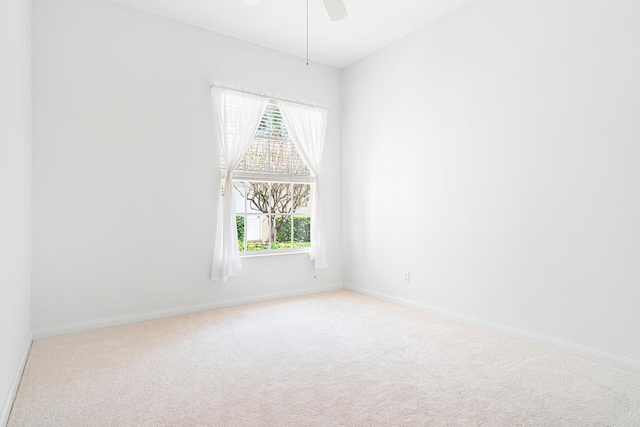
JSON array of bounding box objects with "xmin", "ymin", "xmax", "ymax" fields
[{"xmin": 223, "ymin": 102, "xmax": 313, "ymax": 253}]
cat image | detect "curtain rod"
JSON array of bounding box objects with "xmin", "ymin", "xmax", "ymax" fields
[{"xmin": 210, "ymin": 83, "xmax": 328, "ymax": 110}]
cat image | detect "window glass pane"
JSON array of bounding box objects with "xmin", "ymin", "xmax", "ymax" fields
[
  {"xmin": 274, "ymin": 215, "xmax": 293, "ymax": 244},
  {"xmin": 270, "ymin": 183, "xmax": 292, "ymax": 214},
  {"xmin": 246, "ymin": 214, "xmax": 268, "ymax": 251},
  {"xmin": 273, "ymin": 240, "xmax": 294, "ymax": 249},
  {"xmin": 245, "ymin": 214, "xmax": 262, "ymax": 242},
  {"xmin": 236, "ymin": 215, "xmax": 245, "ymax": 252},
  {"xmin": 234, "ymin": 182, "xmax": 246, "ymax": 213},
  {"xmin": 293, "ymin": 216, "xmax": 311, "ymax": 247},
  {"xmin": 246, "ymin": 182, "xmax": 269, "ymax": 214},
  {"xmin": 292, "ymin": 184, "xmax": 311, "ymax": 214}
]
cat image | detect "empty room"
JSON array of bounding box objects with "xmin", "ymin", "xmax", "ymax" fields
[{"xmin": 2, "ymin": 0, "xmax": 640, "ymax": 425}]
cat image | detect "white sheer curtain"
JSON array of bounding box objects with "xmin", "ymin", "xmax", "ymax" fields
[
  {"xmin": 279, "ymin": 101, "xmax": 329, "ymax": 269},
  {"xmin": 211, "ymin": 87, "xmax": 269, "ymax": 282}
]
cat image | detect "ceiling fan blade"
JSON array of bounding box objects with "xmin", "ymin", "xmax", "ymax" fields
[{"xmin": 322, "ymin": 0, "xmax": 348, "ymax": 21}]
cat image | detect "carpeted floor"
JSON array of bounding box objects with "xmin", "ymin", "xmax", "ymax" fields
[{"xmin": 8, "ymin": 290, "xmax": 640, "ymax": 426}]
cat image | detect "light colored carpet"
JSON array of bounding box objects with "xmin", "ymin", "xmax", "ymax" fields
[{"xmin": 8, "ymin": 290, "xmax": 640, "ymax": 426}]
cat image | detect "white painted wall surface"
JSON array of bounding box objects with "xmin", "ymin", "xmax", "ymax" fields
[
  {"xmin": 0, "ymin": 0, "xmax": 32, "ymax": 422},
  {"xmin": 342, "ymin": 0, "xmax": 640, "ymax": 363},
  {"xmin": 32, "ymin": 0, "xmax": 342, "ymax": 331}
]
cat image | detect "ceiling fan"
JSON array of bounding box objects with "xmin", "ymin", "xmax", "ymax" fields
[{"xmin": 243, "ymin": 0, "xmax": 348, "ymax": 21}]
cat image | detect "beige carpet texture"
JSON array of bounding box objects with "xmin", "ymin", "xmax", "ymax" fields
[{"xmin": 8, "ymin": 290, "xmax": 640, "ymax": 426}]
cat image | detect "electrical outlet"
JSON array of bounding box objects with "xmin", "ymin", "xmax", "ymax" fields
[{"xmin": 404, "ymin": 272, "xmax": 411, "ymax": 284}]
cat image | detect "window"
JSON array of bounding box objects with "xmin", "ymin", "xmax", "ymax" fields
[
  {"xmin": 223, "ymin": 102, "xmax": 313, "ymax": 254},
  {"xmin": 211, "ymin": 86, "xmax": 328, "ymax": 282}
]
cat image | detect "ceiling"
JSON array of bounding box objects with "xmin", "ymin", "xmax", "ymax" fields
[{"xmin": 109, "ymin": 0, "xmax": 475, "ymax": 69}]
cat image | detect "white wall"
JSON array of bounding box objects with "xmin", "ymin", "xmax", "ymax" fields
[
  {"xmin": 343, "ymin": 0, "xmax": 640, "ymax": 364},
  {"xmin": 32, "ymin": 0, "xmax": 342, "ymax": 332},
  {"xmin": 0, "ymin": 0, "xmax": 32, "ymax": 422}
]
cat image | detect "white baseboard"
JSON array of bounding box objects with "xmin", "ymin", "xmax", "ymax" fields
[
  {"xmin": 344, "ymin": 285, "xmax": 640, "ymax": 375},
  {"xmin": 1, "ymin": 332, "xmax": 33, "ymax": 427},
  {"xmin": 32, "ymin": 283, "xmax": 344, "ymax": 340}
]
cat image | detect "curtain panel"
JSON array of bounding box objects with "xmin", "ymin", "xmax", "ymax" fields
[
  {"xmin": 279, "ymin": 101, "xmax": 329, "ymax": 269},
  {"xmin": 210, "ymin": 87, "xmax": 269, "ymax": 282}
]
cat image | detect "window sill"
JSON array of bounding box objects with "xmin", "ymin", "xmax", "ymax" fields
[{"xmin": 240, "ymin": 248, "xmax": 310, "ymax": 259}]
